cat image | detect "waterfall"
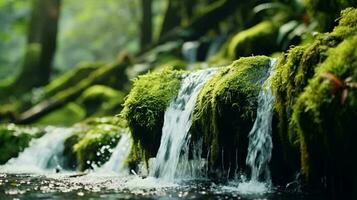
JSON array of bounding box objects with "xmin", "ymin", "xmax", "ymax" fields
[
  {"xmin": 244, "ymin": 58, "xmax": 278, "ymax": 187},
  {"xmin": 95, "ymin": 132, "xmax": 132, "ymax": 174},
  {"xmin": 182, "ymin": 41, "xmax": 199, "ymax": 70},
  {"xmin": 1, "ymin": 127, "xmax": 72, "ymax": 173},
  {"xmin": 151, "ymin": 68, "xmax": 217, "ymax": 181}
]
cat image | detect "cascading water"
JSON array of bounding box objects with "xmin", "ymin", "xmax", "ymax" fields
[
  {"xmin": 182, "ymin": 41, "xmax": 199, "ymax": 70},
  {"xmin": 96, "ymin": 132, "xmax": 132, "ymax": 174},
  {"xmin": 237, "ymin": 58, "xmax": 277, "ymax": 193},
  {"xmin": 151, "ymin": 68, "xmax": 217, "ymax": 182},
  {"xmin": 1, "ymin": 127, "xmax": 72, "ymax": 173}
]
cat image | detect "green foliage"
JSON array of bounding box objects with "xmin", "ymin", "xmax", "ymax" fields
[
  {"xmin": 54, "ymin": 0, "xmax": 141, "ymax": 72},
  {"xmin": 122, "ymin": 67, "xmax": 183, "ymax": 164},
  {"xmin": 0, "ymin": 0, "xmax": 30, "ymax": 80},
  {"xmin": 191, "ymin": 56, "xmax": 271, "ymax": 175},
  {"xmin": 63, "ymin": 117, "xmax": 127, "ymax": 171},
  {"xmin": 0, "ymin": 123, "xmax": 44, "ymax": 164}
]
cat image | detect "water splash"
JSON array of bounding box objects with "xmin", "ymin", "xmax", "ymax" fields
[
  {"xmin": 151, "ymin": 68, "xmax": 217, "ymax": 181},
  {"xmin": 1, "ymin": 127, "xmax": 72, "ymax": 173},
  {"xmin": 95, "ymin": 132, "xmax": 132, "ymax": 174},
  {"xmin": 245, "ymin": 58, "xmax": 278, "ymax": 188}
]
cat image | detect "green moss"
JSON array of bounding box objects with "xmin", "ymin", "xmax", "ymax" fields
[
  {"xmin": 191, "ymin": 56, "xmax": 271, "ymax": 175},
  {"xmin": 0, "ymin": 124, "xmax": 44, "ymax": 164},
  {"xmin": 44, "ymin": 62, "xmax": 103, "ymax": 98},
  {"xmin": 271, "ymin": 8, "xmax": 357, "ymax": 165},
  {"xmin": 63, "ymin": 117, "xmax": 127, "ymax": 171},
  {"xmin": 34, "ymin": 103, "xmax": 86, "ymax": 126},
  {"xmin": 293, "ymin": 35, "xmax": 357, "ymax": 182},
  {"xmin": 122, "ymin": 67, "xmax": 183, "ymax": 164},
  {"xmin": 227, "ymin": 21, "xmax": 280, "ymax": 59},
  {"xmin": 77, "ymin": 85, "xmax": 125, "ymax": 117},
  {"xmin": 269, "ymin": 8, "xmax": 357, "ymax": 190}
]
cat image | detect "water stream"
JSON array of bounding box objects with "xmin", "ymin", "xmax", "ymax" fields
[
  {"xmin": 1, "ymin": 127, "xmax": 73, "ymax": 173},
  {"xmin": 95, "ymin": 132, "xmax": 132, "ymax": 174},
  {"xmin": 238, "ymin": 58, "xmax": 278, "ymax": 192},
  {"xmin": 151, "ymin": 68, "xmax": 217, "ymax": 182}
]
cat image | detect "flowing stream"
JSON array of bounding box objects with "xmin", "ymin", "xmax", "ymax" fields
[
  {"xmin": 237, "ymin": 58, "xmax": 278, "ymax": 192},
  {"xmin": 1, "ymin": 127, "xmax": 73, "ymax": 173},
  {"xmin": 95, "ymin": 132, "xmax": 132, "ymax": 174},
  {"xmin": 151, "ymin": 68, "xmax": 217, "ymax": 181}
]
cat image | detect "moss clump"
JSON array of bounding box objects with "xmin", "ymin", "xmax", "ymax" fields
[
  {"xmin": 292, "ymin": 35, "xmax": 357, "ymax": 191},
  {"xmin": 122, "ymin": 67, "xmax": 183, "ymax": 165},
  {"xmin": 227, "ymin": 21, "xmax": 279, "ymax": 59},
  {"xmin": 34, "ymin": 103, "xmax": 86, "ymax": 126},
  {"xmin": 190, "ymin": 56, "xmax": 271, "ymax": 177},
  {"xmin": 63, "ymin": 117, "xmax": 127, "ymax": 171},
  {"xmin": 77, "ymin": 85, "xmax": 125, "ymax": 117},
  {"xmin": 0, "ymin": 124, "xmax": 44, "ymax": 164}
]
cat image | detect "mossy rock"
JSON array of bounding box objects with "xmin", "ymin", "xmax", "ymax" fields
[
  {"xmin": 63, "ymin": 117, "xmax": 127, "ymax": 171},
  {"xmin": 122, "ymin": 67, "xmax": 183, "ymax": 165},
  {"xmin": 34, "ymin": 103, "xmax": 86, "ymax": 126},
  {"xmin": 77, "ymin": 85, "xmax": 125, "ymax": 117},
  {"xmin": 190, "ymin": 56, "xmax": 272, "ymax": 177},
  {"xmin": 0, "ymin": 124, "xmax": 44, "ymax": 164},
  {"xmin": 44, "ymin": 62, "xmax": 104, "ymax": 98},
  {"xmin": 270, "ymin": 7, "xmax": 357, "ymax": 193},
  {"xmin": 227, "ymin": 21, "xmax": 280, "ymax": 59},
  {"xmin": 292, "ymin": 34, "xmax": 357, "ymax": 195}
]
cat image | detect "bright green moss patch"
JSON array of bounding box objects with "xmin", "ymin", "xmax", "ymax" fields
[
  {"xmin": 227, "ymin": 21, "xmax": 279, "ymax": 59},
  {"xmin": 63, "ymin": 117, "xmax": 127, "ymax": 171},
  {"xmin": 190, "ymin": 56, "xmax": 271, "ymax": 176},
  {"xmin": 122, "ymin": 67, "xmax": 183, "ymax": 164},
  {"xmin": 77, "ymin": 85, "xmax": 125, "ymax": 117},
  {"xmin": 0, "ymin": 124, "xmax": 44, "ymax": 164}
]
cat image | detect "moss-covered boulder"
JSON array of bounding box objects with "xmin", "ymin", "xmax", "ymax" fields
[
  {"xmin": 77, "ymin": 85, "xmax": 125, "ymax": 117},
  {"xmin": 190, "ymin": 56, "xmax": 272, "ymax": 177},
  {"xmin": 270, "ymin": 7, "xmax": 357, "ymax": 193},
  {"xmin": 292, "ymin": 34, "xmax": 357, "ymax": 196},
  {"xmin": 63, "ymin": 117, "xmax": 127, "ymax": 171},
  {"xmin": 122, "ymin": 68, "xmax": 183, "ymax": 165},
  {"xmin": 227, "ymin": 21, "xmax": 280, "ymax": 59},
  {"xmin": 0, "ymin": 124, "xmax": 44, "ymax": 164}
]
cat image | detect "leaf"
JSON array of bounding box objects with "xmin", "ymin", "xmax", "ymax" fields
[{"xmin": 320, "ymin": 72, "xmax": 343, "ymax": 94}]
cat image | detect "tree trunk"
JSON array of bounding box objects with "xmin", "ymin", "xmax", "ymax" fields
[
  {"xmin": 158, "ymin": 0, "xmax": 182, "ymax": 40},
  {"xmin": 13, "ymin": 0, "xmax": 61, "ymax": 93},
  {"xmin": 140, "ymin": 0, "xmax": 153, "ymax": 51}
]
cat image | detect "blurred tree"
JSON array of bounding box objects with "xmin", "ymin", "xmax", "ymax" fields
[
  {"xmin": 12, "ymin": 0, "xmax": 61, "ymax": 93},
  {"xmin": 0, "ymin": 0, "xmax": 30, "ymax": 80},
  {"xmin": 140, "ymin": 0, "xmax": 153, "ymax": 51}
]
